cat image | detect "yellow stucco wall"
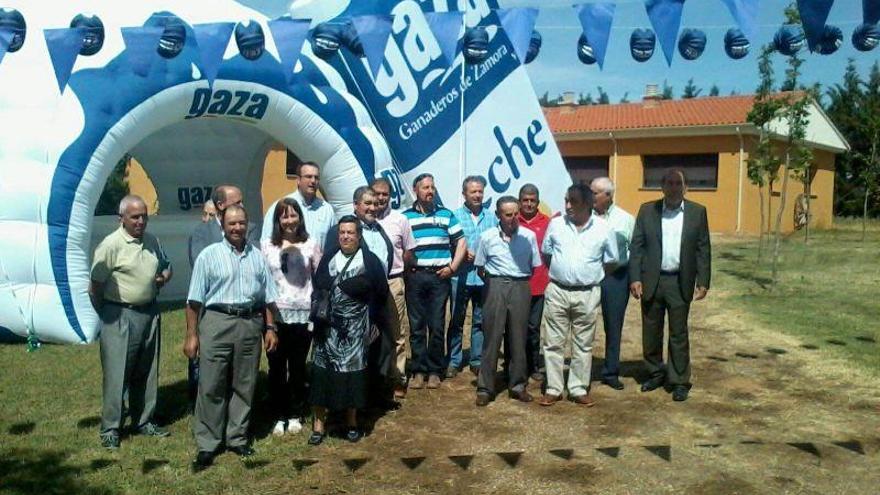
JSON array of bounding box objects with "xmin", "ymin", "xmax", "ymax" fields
[
  {"xmin": 557, "ymin": 134, "xmax": 837, "ymax": 235},
  {"xmin": 127, "ymin": 158, "xmax": 158, "ymax": 215},
  {"xmin": 260, "ymin": 145, "xmax": 299, "ymax": 215}
]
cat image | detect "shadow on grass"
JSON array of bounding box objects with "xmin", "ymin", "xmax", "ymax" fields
[
  {"xmin": 720, "ymin": 268, "xmax": 773, "ymax": 289},
  {"xmin": 8, "ymin": 422, "xmax": 36, "ymax": 435},
  {"xmin": 0, "ymin": 448, "xmax": 118, "ymax": 495},
  {"xmin": 154, "ymin": 378, "xmax": 192, "ymax": 427}
]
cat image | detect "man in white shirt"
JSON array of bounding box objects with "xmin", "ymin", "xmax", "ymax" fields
[
  {"xmin": 590, "ymin": 177, "xmax": 635, "ymax": 391},
  {"xmin": 261, "ymin": 162, "xmax": 336, "ymax": 250},
  {"xmin": 538, "ymin": 184, "xmax": 618, "ymax": 407}
]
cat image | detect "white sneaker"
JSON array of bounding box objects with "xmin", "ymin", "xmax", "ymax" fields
[
  {"xmin": 286, "ymin": 418, "xmax": 303, "ymax": 434},
  {"xmin": 272, "ymin": 420, "xmax": 286, "ymax": 436}
]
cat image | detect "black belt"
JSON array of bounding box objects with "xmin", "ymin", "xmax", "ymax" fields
[
  {"xmin": 206, "ymin": 304, "xmax": 263, "ymax": 318},
  {"xmin": 388, "ymin": 272, "xmax": 404, "ymax": 279},
  {"xmin": 660, "ymin": 270, "xmax": 680, "ymax": 276},
  {"xmin": 487, "ymin": 274, "xmax": 530, "ymax": 282},
  {"xmin": 105, "ymin": 299, "xmax": 155, "ymax": 312},
  {"xmin": 409, "ymin": 266, "xmax": 442, "ymax": 273},
  {"xmin": 551, "ymin": 280, "xmax": 597, "ymax": 291}
]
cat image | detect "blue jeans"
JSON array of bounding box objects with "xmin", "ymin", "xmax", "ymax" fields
[{"xmin": 446, "ymin": 279, "xmax": 484, "ymax": 369}]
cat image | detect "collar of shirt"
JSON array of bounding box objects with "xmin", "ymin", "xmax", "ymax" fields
[
  {"xmin": 564, "ymin": 214, "xmax": 595, "ymax": 232},
  {"xmin": 118, "ymin": 227, "xmax": 144, "ymax": 245},
  {"xmin": 378, "ymin": 205, "xmax": 391, "ymax": 220},
  {"xmin": 518, "ymin": 211, "xmax": 547, "ymax": 225},
  {"xmin": 362, "ymin": 220, "xmax": 381, "ymax": 231},
  {"xmin": 293, "ymin": 190, "xmax": 323, "ymax": 211},
  {"xmin": 662, "ymin": 200, "xmax": 685, "ymax": 214},
  {"xmin": 222, "ymin": 237, "xmax": 252, "ymax": 257}
]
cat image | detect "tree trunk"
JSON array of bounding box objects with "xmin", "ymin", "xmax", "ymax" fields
[
  {"xmin": 771, "ymin": 157, "xmax": 791, "ymax": 284},
  {"xmin": 758, "ymin": 185, "xmax": 765, "ymax": 263},
  {"xmin": 804, "ymin": 175, "xmax": 811, "ymax": 244},
  {"xmin": 864, "ymin": 182, "xmax": 871, "ymax": 243}
]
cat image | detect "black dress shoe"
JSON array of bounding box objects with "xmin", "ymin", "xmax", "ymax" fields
[
  {"xmin": 192, "ymin": 451, "xmax": 214, "ymax": 472},
  {"xmin": 672, "ymin": 386, "xmax": 689, "ymax": 402},
  {"xmin": 602, "ymin": 377, "xmax": 625, "ymax": 390},
  {"xmin": 228, "ymin": 445, "xmax": 255, "ymax": 457},
  {"xmin": 508, "ymin": 390, "xmax": 534, "ymax": 403},
  {"xmin": 640, "ymin": 376, "xmax": 665, "ymax": 393},
  {"xmin": 475, "ymin": 393, "xmax": 491, "ymax": 407}
]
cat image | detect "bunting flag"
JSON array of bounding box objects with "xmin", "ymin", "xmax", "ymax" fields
[
  {"xmin": 720, "ymin": 0, "xmax": 760, "ymax": 42},
  {"xmin": 351, "ymin": 14, "xmax": 394, "ymax": 78},
  {"xmin": 575, "ymin": 3, "xmax": 616, "ymax": 69},
  {"xmin": 121, "ymin": 26, "xmax": 164, "ymax": 77},
  {"xmin": 0, "ymin": 28, "xmax": 13, "ymax": 67},
  {"xmin": 865, "ymin": 0, "xmax": 880, "ymax": 24},
  {"xmin": 644, "ymin": 0, "xmax": 685, "ymax": 66},
  {"xmin": 267, "ymin": 17, "xmax": 311, "ymax": 83},
  {"xmin": 797, "ymin": 0, "xmax": 835, "ymax": 52},
  {"xmin": 496, "ymin": 7, "xmax": 539, "ymax": 64},
  {"xmin": 192, "ymin": 22, "xmax": 235, "ymax": 87},
  {"xmin": 44, "ymin": 27, "xmax": 85, "ymax": 93},
  {"xmin": 424, "ymin": 11, "xmax": 464, "ymax": 65}
]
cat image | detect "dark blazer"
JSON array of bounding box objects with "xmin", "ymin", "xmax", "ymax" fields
[
  {"xmin": 187, "ymin": 219, "xmax": 261, "ymax": 267},
  {"xmin": 323, "ymin": 222, "xmax": 394, "ymax": 277},
  {"xmin": 628, "ymin": 199, "xmax": 711, "ymax": 303}
]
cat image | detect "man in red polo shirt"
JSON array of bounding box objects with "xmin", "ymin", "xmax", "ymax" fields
[{"xmin": 517, "ymin": 184, "xmax": 551, "ymax": 382}]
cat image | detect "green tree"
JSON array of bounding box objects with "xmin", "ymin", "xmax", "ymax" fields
[
  {"xmin": 578, "ymin": 92, "xmax": 594, "ymax": 105},
  {"xmin": 596, "ymin": 86, "xmax": 610, "ymax": 104},
  {"xmin": 95, "ymin": 155, "xmax": 131, "ymax": 216},
  {"xmin": 619, "ymin": 92, "xmax": 630, "ymax": 103},
  {"xmin": 709, "ymin": 84, "xmax": 720, "ymax": 96},
  {"xmin": 682, "ymin": 78, "xmax": 702, "ymax": 99},
  {"xmin": 661, "ymin": 80, "xmax": 674, "ymax": 99}
]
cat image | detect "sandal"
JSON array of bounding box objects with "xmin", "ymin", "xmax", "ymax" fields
[
  {"xmin": 307, "ymin": 431, "xmax": 325, "ymax": 446},
  {"xmin": 345, "ymin": 428, "xmax": 362, "ymax": 443}
]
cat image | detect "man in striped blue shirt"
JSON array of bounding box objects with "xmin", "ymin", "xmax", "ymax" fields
[
  {"xmin": 447, "ymin": 175, "xmax": 497, "ymax": 378},
  {"xmin": 184, "ymin": 204, "xmax": 279, "ymax": 471},
  {"xmin": 403, "ymin": 173, "xmax": 466, "ymax": 390}
]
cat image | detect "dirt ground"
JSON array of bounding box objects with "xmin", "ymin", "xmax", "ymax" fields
[{"xmin": 275, "ymin": 286, "xmax": 880, "ymax": 494}]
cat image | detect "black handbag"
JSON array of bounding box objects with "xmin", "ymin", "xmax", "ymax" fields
[{"xmin": 309, "ymin": 250, "xmax": 357, "ymax": 327}]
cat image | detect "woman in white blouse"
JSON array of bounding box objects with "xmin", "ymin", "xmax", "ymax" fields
[{"xmin": 261, "ymin": 198, "xmax": 322, "ymax": 436}]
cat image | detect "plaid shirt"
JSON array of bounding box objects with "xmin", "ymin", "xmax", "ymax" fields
[{"xmin": 453, "ymin": 205, "xmax": 497, "ymax": 286}]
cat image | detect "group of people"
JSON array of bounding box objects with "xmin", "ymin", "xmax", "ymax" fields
[{"xmin": 89, "ymin": 162, "xmax": 711, "ymax": 472}]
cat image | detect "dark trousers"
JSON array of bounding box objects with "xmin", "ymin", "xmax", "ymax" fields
[
  {"xmin": 641, "ymin": 273, "xmax": 692, "ymax": 387},
  {"xmin": 478, "ymin": 278, "xmax": 531, "ymax": 396},
  {"xmin": 267, "ymin": 322, "xmax": 312, "ymax": 420},
  {"xmin": 447, "ymin": 280, "xmax": 484, "ymax": 369},
  {"xmin": 600, "ymin": 267, "xmax": 630, "ymax": 380},
  {"xmin": 525, "ymin": 295, "xmax": 545, "ymax": 374},
  {"xmin": 405, "ymin": 270, "xmax": 450, "ymax": 376}
]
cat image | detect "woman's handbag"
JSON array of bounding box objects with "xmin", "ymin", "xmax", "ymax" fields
[{"xmin": 309, "ymin": 250, "xmax": 357, "ymax": 327}]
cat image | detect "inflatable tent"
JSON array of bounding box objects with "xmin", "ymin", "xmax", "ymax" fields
[{"xmin": 0, "ymin": 0, "xmax": 570, "ymax": 344}]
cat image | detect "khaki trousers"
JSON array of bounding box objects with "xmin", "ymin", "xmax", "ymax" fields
[
  {"xmin": 542, "ymin": 282, "xmax": 601, "ymax": 398},
  {"xmin": 388, "ymin": 276, "xmax": 409, "ymax": 383}
]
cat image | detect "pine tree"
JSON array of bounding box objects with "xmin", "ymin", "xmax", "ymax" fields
[
  {"xmin": 682, "ymin": 78, "xmax": 702, "ymax": 99},
  {"xmin": 661, "ymin": 80, "xmax": 674, "ymax": 99},
  {"xmin": 709, "ymin": 84, "xmax": 720, "ymax": 97},
  {"xmin": 95, "ymin": 155, "xmax": 131, "ymax": 216},
  {"xmin": 596, "ymin": 86, "xmax": 610, "ymax": 104}
]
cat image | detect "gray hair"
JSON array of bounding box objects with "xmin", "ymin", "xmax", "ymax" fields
[
  {"xmin": 518, "ymin": 183, "xmax": 539, "ymax": 199},
  {"xmin": 590, "ymin": 177, "xmax": 615, "ymax": 198},
  {"xmin": 118, "ymin": 194, "xmax": 146, "ymax": 216},
  {"xmin": 461, "ymin": 175, "xmax": 487, "ymax": 192},
  {"xmin": 353, "ymin": 185, "xmax": 374, "ymax": 203},
  {"xmin": 495, "ymin": 195, "xmax": 519, "ymax": 211}
]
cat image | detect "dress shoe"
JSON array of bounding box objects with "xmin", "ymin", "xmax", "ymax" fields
[
  {"xmin": 100, "ymin": 432, "xmax": 120, "ymax": 450},
  {"xmin": 475, "ymin": 393, "xmax": 492, "ymax": 407},
  {"xmin": 426, "ymin": 374, "xmax": 442, "ymax": 389},
  {"xmin": 601, "ymin": 377, "xmax": 625, "ymax": 390},
  {"xmin": 530, "ymin": 372, "xmax": 544, "ymax": 382},
  {"xmin": 307, "ymin": 431, "xmax": 325, "ymax": 446},
  {"xmin": 409, "ymin": 374, "xmax": 426, "ymax": 390},
  {"xmin": 469, "ymin": 365, "xmax": 481, "ymax": 376},
  {"xmin": 228, "ymin": 445, "xmax": 255, "ymax": 457},
  {"xmin": 508, "ymin": 390, "xmax": 534, "ymax": 403},
  {"xmin": 570, "ymin": 393, "xmax": 596, "ymax": 407},
  {"xmin": 346, "ymin": 428, "xmax": 363, "ymax": 443},
  {"xmin": 538, "ymin": 393, "xmax": 562, "ymax": 406},
  {"xmin": 672, "ymin": 386, "xmax": 689, "ymax": 402},
  {"xmin": 192, "ymin": 451, "xmax": 214, "ymax": 472},
  {"xmin": 640, "ymin": 376, "xmax": 666, "ymax": 393},
  {"xmin": 445, "ymin": 366, "xmax": 459, "ymax": 379}
]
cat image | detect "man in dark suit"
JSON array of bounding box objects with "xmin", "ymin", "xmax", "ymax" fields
[{"xmin": 629, "ymin": 169, "xmax": 711, "ymax": 402}]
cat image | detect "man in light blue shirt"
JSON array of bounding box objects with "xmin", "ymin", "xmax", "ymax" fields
[
  {"xmin": 446, "ymin": 175, "xmax": 497, "ymax": 378},
  {"xmin": 538, "ymin": 184, "xmax": 618, "ymax": 407},
  {"xmin": 591, "ymin": 177, "xmax": 635, "ymax": 391},
  {"xmin": 261, "ymin": 162, "xmax": 336, "ymax": 250},
  {"xmin": 473, "ymin": 196, "xmax": 541, "ymax": 407}
]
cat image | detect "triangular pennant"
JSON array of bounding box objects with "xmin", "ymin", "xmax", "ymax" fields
[
  {"xmin": 0, "ymin": 29, "xmax": 13, "ymax": 67},
  {"xmin": 291, "ymin": 459, "xmax": 319, "ymax": 471},
  {"xmin": 644, "ymin": 445, "xmax": 671, "ymax": 462},
  {"xmin": 268, "ymin": 17, "xmax": 311, "ymax": 84},
  {"xmin": 44, "ymin": 27, "xmax": 85, "ymax": 93},
  {"xmin": 121, "ymin": 26, "xmax": 164, "ymax": 77},
  {"xmin": 496, "ymin": 451, "xmax": 523, "ymax": 468},
  {"xmin": 424, "ymin": 11, "xmax": 464, "ymax": 65},
  {"xmin": 192, "ymin": 22, "xmax": 235, "ymax": 87},
  {"xmin": 448, "ymin": 455, "xmax": 474, "ymax": 470},
  {"xmin": 549, "ymin": 448, "xmax": 574, "ymax": 460},
  {"xmin": 720, "ymin": 0, "xmax": 760, "ymax": 42},
  {"xmin": 351, "ymin": 14, "xmax": 394, "ymax": 78},
  {"xmin": 496, "ymin": 7, "xmax": 539, "ymax": 64},
  {"xmin": 866, "ymin": 0, "xmax": 880, "ymax": 25},
  {"xmin": 832, "ymin": 440, "xmax": 865, "ymax": 455},
  {"xmin": 644, "ymin": 0, "xmax": 684, "ymax": 66},
  {"xmin": 787, "ymin": 442, "xmax": 821, "ymax": 458},
  {"xmin": 574, "ymin": 3, "xmax": 616, "ymax": 69},
  {"xmin": 342, "ymin": 457, "xmax": 370, "ymax": 472},
  {"xmin": 596, "ymin": 447, "xmax": 620, "ymax": 458},
  {"xmin": 400, "ymin": 456, "xmax": 426, "ymax": 470},
  {"xmin": 797, "ymin": 0, "xmax": 835, "ymax": 52}
]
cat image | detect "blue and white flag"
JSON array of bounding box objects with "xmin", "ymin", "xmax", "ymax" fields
[
  {"xmin": 575, "ymin": 3, "xmax": 616, "ymax": 69},
  {"xmin": 720, "ymin": 0, "xmax": 759, "ymax": 43},
  {"xmin": 645, "ymin": 0, "xmax": 685, "ymax": 66},
  {"xmin": 797, "ymin": 0, "xmax": 835, "ymax": 52},
  {"xmin": 424, "ymin": 11, "xmax": 463, "ymax": 65},
  {"xmin": 496, "ymin": 8, "xmax": 539, "ymax": 65},
  {"xmin": 268, "ymin": 17, "xmax": 311, "ymax": 83},
  {"xmin": 121, "ymin": 26, "xmax": 164, "ymax": 77},
  {"xmin": 44, "ymin": 27, "xmax": 85, "ymax": 93},
  {"xmin": 351, "ymin": 14, "xmax": 394, "ymax": 78},
  {"xmin": 192, "ymin": 22, "xmax": 235, "ymax": 87}
]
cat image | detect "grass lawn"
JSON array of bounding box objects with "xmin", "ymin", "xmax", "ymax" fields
[{"xmin": 712, "ymin": 218, "xmax": 880, "ymax": 375}]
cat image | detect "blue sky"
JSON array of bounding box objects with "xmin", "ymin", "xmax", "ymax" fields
[{"xmin": 516, "ymin": 0, "xmax": 878, "ymax": 102}]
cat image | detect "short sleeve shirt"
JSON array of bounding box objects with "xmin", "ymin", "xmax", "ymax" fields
[
  {"xmin": 91, "ymin": 227, "xmax": 170, "ymax": 305},
  {"xmin": 188, "ymin": 239, "xmax": 278, "ymax": 307},
  {"xmin": 474, "ymin": 227, "xmax": 542, "ymax": 278},
  {"xmin": 542, "ymin": 215, "xmax": 619, "ymax": 286},
  {"xmin": 377, "ymin": 206, "xmax": 416, "ymax": 277},
  {"xmin": 453, "ymin": 205, "xmax": 498, "ymax": 286},
  {"xmin": 403, "ymin": 205, "xmax": 464, "ymax": 267}
]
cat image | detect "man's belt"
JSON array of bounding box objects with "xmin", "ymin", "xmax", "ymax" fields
[
  {"xmin": 409, "ymin": 266, "xmax": 443, "ymax": 273},
  {"xmin": 206, "ymin": 304, "xmax": 263, "ymax": 318},
  {"xmin": 550, "ymin": 279, "xmax": 597, "ymax": 291},
  {"xmin": 486, "ymin": 274, "xmax": 530, "ymax": 282},
  {"xmin": 105, "ymin": 299, "xmax": 155, "ymax": 312},
  {"xmin": 388, "ymin": 272, "xmax": 404, "ymax": 279},
  {"xmin": 660, "ymin": 270, "xmax": 680, "ymax": 276}
]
